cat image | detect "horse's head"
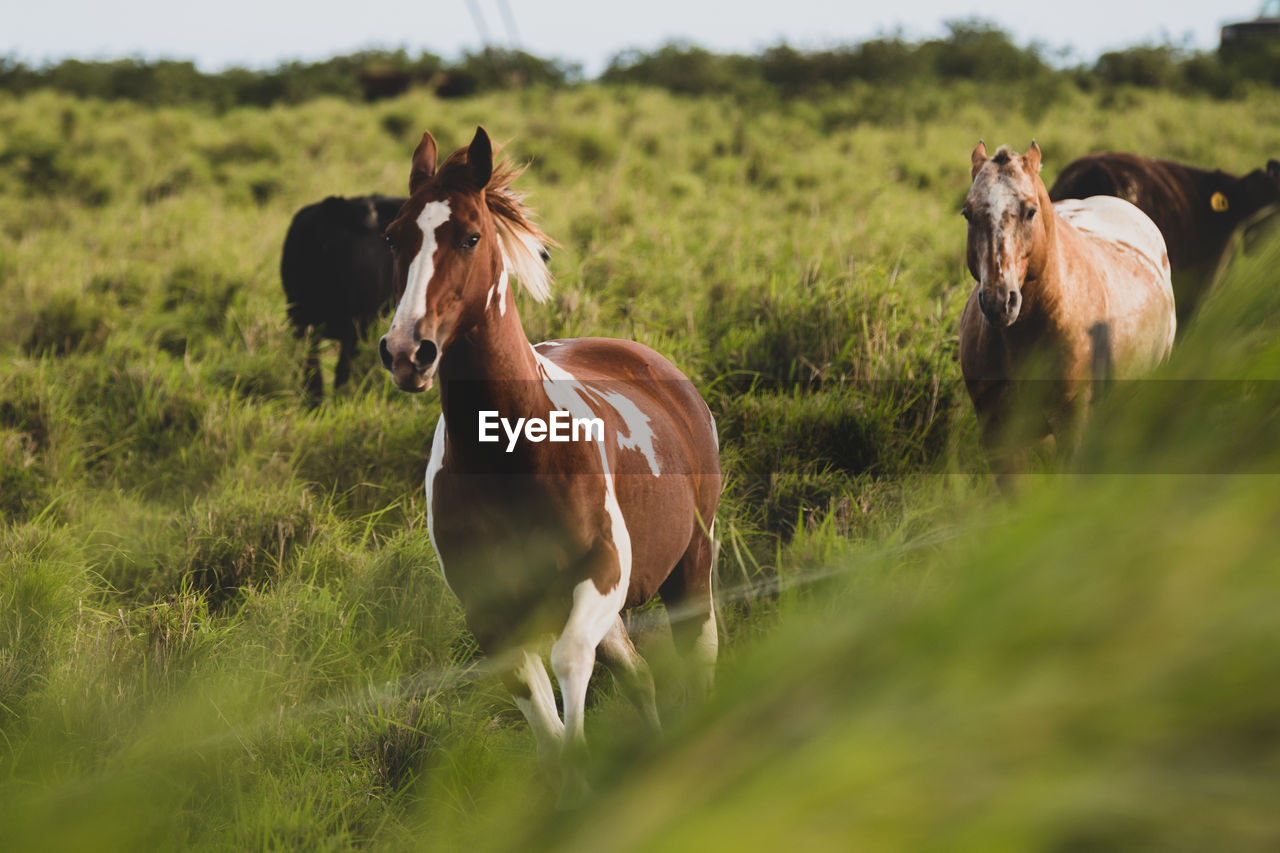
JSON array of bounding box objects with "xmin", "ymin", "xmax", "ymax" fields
[
  {"xmin": 964, "ymin": 140, "xmax": 1052, "ymax": 327},
  {"xmin": 378, "ymin": 126, "xmax": 551, "ymax": 392}
]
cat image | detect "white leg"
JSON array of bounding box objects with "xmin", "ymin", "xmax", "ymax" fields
[
  {"xmin": 690, "ymin": 523, "xmax": 719, "ymax": 698},
  {"xmin": 688, "ymin": 603, "xmax": 718, "ymax": 699},
  {"xmin": 506, "ymin": 650, "xmax": 564, "ymax": 770},
  {"xmin": 550, "ymin": 579, "xmax": 625, "ymax": 805},
  {"xmin": 667, "ymin": 522, "xmax": 719, "ymax": 701}
]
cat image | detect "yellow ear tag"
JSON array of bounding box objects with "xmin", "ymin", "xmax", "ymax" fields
[{"xmin": 1211, "ymin": 191, "xmax": 1229, "ymax": 212}]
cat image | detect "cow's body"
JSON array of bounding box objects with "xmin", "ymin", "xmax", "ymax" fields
[{"xmin": 281, "ymin": 194, "xmax": 407, "ymax": 399}]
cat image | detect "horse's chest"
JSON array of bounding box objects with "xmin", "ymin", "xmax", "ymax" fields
[{"xmin": 428, "ymin": 460, "xmax": 603, "ymax": 579}]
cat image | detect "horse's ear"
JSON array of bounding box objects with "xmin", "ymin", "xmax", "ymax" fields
[
  {"xmin": 1025, "ymin": 140, "xmax": 1043, "ymax": 175},
  {"xmin": 970, "ymin": 140, "xmax": 988, "ymax": 179},
  {"xmin": 410, "ymin": 131, "xmax": 438, "ymax": 193},
  {"xmin": 468, "ymin": 126, "xmax": 493, "ymax": 189}
]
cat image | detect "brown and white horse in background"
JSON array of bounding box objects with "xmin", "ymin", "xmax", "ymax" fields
[
  {"xmin": 959, "ymin": 141, "xmax": 1176, "ymax": 485},
  {"xmin": 378, "ymin": 127, "xmax": 721, "ymax": 802}
]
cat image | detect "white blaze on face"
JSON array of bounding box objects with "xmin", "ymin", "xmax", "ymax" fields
[
  {"xmin": 972, "ymin": 167, "xmax": 1031, "ymax": 289},
  {"xmin": 388, "ymin": 200, "xmax": 451, "ymax": 339}
]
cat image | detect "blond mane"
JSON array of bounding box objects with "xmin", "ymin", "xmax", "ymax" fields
[{"xmin": 436, "ymin": 148, "xmax": 556, "ymax": 303}]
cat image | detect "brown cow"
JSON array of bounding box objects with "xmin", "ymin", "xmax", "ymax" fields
[{"xmin": 1049, "ymin": 153, "xmax": 1280, "ymax": 326}]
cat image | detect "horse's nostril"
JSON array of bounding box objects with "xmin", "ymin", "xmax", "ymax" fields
[
  {"xmin": 414, "ymin": 339, "xmax": 438, "ymax": 368},
  {"xmin": 379, "ymin": 337, "xmax": 393, "ymax": 371}
]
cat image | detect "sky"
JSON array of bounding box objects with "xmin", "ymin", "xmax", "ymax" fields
[{"xmin": 3, "ymin": 1, "xmax": 1266, "ymax": 75}]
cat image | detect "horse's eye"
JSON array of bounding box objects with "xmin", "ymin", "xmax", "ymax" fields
[
  {"xmin": 1025, "ymin": 206, "xmax": 1037, "ymax": 221},
  {"xmin": 961, "ymin": 208, "xmax": 972, "ymax": 222},
  {"xmin": 463, "ymin": 233, "xmax": 480, "ymax": 250}
]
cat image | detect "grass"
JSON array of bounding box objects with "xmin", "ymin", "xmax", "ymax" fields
[{"xmin": 1, "ymin": 79, "xmax": 1278, "ymax": 849}]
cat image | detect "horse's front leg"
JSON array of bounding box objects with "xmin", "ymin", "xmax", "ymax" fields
[
  {"xmin": 975, "ymin": 382, "xmax": 1029, "ymax": 492},
  {"xmin": 499, "ymin": 649, "xmax": 565, "ymax": 781},
  {"xmin": 1048, "ymin": 376, "xmax": 1093, "ymax": 465},
  {"xmin": 550, "ymin": 542, "xmax": 629, "ymax": 807}
]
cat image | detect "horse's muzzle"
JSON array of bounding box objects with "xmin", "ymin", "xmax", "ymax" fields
[
  {"xmin": 978, "ymin": 286, "xmax": 1022, "ymax": 327},
  {"xmin": 380, "ymin": 334, "xmax": 438, "ymax": 392}
]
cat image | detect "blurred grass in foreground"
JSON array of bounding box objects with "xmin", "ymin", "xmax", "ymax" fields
[
  {"xmin": 4, "ymin": 233, "xmax": 1277, "ymax": 849},
  {"xmin": 488, "ymin": 235, "xmax": 1280, "ymax": 851},
  {"xmin": 2, "ymin": 81, "xmax": 1279, "ymax": 849}
]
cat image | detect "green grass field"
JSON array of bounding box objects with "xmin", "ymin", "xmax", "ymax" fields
[{"xmin": 2, "ymin": 80, "xmax": 1279, "ymax": 850}]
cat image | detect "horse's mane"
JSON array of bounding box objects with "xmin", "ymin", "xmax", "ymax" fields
[
  {"xmin": 991, "ymin": 145, "xmax": 1014, "ymax": 166},
  {"xmin": 436, "ymin": 148, "xmax": 555, "ymax": 304}
]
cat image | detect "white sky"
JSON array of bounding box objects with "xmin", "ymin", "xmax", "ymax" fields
[{"xmin": 2, "ymin": 1, "xmax": 1265, "ymax": 75}]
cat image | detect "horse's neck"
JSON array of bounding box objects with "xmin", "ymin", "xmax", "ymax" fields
[
  {"xmin": 437, "ymin": 282, "xmax": 550, "ymax": 442},
  {"xmin": 1020, "ymin": 190, "xmax": 1071, "ymax": 331}
]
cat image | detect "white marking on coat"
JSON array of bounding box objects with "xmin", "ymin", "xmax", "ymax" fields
[
  {"xmin": 530, "ymin": 348, "xmax": 635, "ymax": 790},
  {"xmin": 484, "ymin": 269, "xmax": 512, "ymax": 316},
  {"xmin": 532, "ymin": 350, "xmax": 662, "ymax": 477},
  {"xmin": 388, "ymin": 200, "xmax": 451, "ymax": 338},
  {"xmin": 594, "ymin": 389, "xmax": 661, "ymax": 475},
  {"xmin": 1054, "ymin": 196, "xmax": 1169, "ymax": 278},
  {"xmin": 1058, "ymin": 196, "xmax": 1177, "ymax": 360},
  {"xmin": 551, "ymin": 576, "xmax": 631, "ymax": 745},
  {"xmin": 510, "ymin": 650, "xmax": 565, "ymax": 763},
  {"xmin": 424, "ymin": 414, "xmax": 451, "ymax": 594},
  {"xmin": 497, "ymin": 268, "xmax": 510, "ymax": 316},
  {"xmin": 531, "ymin": 348, "xmax": 634, "ymax": 589}
]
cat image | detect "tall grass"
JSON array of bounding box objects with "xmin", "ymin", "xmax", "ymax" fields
[{"xmin": 1, "ymin": 81, "xmax": 1278, "ymax": 849}]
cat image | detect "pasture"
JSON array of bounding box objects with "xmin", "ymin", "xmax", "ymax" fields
[{"xmin": 2, "ymin": 78, "xmax": 1280, "ymax": 849}]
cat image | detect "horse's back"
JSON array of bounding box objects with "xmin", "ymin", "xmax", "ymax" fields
[
  {"xmin": 535, "ymin": 337, "xmax": 692, "ymax": 383},
  {"xmin": 1055, "ymin": 197, "xmax": 1176, "ymax": 369},
  {"xmin": 1051, "ymin": 154, "xmax": 1212, "ymax": 267},
  {"xmin": 1054, "ymin": 195, "xmax": 1170, "ymax": 276}
]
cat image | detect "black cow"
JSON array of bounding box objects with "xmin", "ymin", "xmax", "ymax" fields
[
  {"xmin": 1049, "ymin": 153, "xmax": 1280, "ymax": 326},
  {"xmin": 281, "ymin": 194, "xmax": 406, "ymax": 399}
]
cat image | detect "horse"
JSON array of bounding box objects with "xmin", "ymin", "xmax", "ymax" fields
[
  {"xmin": 1049, "ymin": 152, "xmax": 1280, "ymax": 326},
  {"xmin": 281, "ymin": 194, "xmax": 405, "ymax": 401},
  {"xmin": 959, "ymin": 141, "xmax": 1176, "ymax": 485},
  {"xmin": 377, "ymin": 127, "xmax": 721, "ymax": 801}
]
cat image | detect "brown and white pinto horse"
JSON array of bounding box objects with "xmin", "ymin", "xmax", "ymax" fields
[
  {"xmin": 959, "ymin": 141, "xmax": 1176, "ymax": 484},
  {"xmin": 378, "ymin": 127, "xmax": 721, "ymax": 800}
]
